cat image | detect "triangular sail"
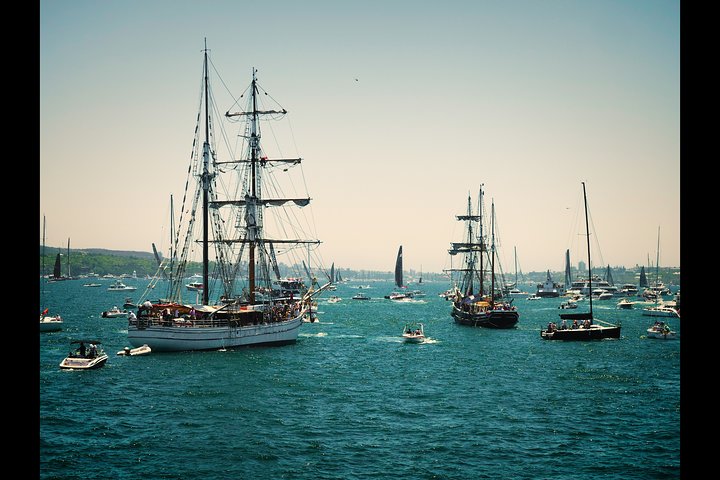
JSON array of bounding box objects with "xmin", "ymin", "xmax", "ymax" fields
[
  {"xmin": 53, "ymin": 253, "xmax": 62, "ymax": 279},
  {"xmin": 605, "ymin": 265, "xmax": 614, "ymax": 286},
  {"xmin": 564, "ymin": 249, "xmax": 572, "ymax": 288},
  {"xmin": 639, "ymin": 266, "xmax": 648, "ymax": 287},
  {"xmin": 395, "ymin": 246, "xmax": 403, "ymax": 288}
]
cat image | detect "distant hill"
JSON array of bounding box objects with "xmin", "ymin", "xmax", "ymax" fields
[
  {"xmin": 77, "ymin": 248, "xmax": 157, "ymax": 260},
  {"xmin": 39, "ymin": 246, "xmax": 162, "ymax": 277}
]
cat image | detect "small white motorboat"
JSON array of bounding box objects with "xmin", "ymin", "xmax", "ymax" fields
[
  {"xmin": 40, "ymin": 313, "xmax": 63, "ymax": 332},
  {"xmin": 107, "ymin": 280, "xmax": 137, "ymax": 292},
  {"xmin": 642, "ymin": 304, "xmax": 680, "ymax": 318},
  {"xmin": 117, "ymin": 344, "xmax": 152, "ymax": 356},
  {"xmin": 558, "ymin": 299, "xmax": 578, "ymax": 309},
  {"xmin": 617, "ymin": 298, "xmax": 634, "ymax": 309},
  {"xmin": 402, "ymin": 322, "xmax": 425, "ymax": 343},
  {"xmin": 646, "ymin": 321, "xmax": 677, "ymax": 340},
  {"xmin": 101, "ymin": 306, "xmax": 131, "ymax": 318},
  {"xmin": 60, "ymin": 341, "xmax": 108, "ymax": 369}
]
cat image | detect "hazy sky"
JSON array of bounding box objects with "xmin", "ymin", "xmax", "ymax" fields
[{"xmin": 40, "ymin": 0, "xmax": 680, "ymax": 274}]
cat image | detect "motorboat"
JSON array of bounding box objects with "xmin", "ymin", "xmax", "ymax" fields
[
  {"xmin": 186, "ymin": 282, "xmax": 204, "ymax": 291},
  {"xmin": 352, "ymin": 293, "xmax": 371, "ymax": 300},
  {"xmin": 641, "ymin": 304, "xmax": 680, "ymax": 318},
  {"xmin": 117, "ymin": 344, "xmax": 152, "ymax": 356},
  {"xmin": 646, "ymin": 321, "xmax": 677, "ymax": 339},
  {"xmin": 558, "ymin": 299, "xmax": 578, "ymax": 309},
  {"xmin": 402, "ymin": 322, "xmax": 425, "ymax": 343},
  {"xmin": 101, "ymin": 306, "xmax": 131, "ymax": 318},
  {"xmin": 108, "ymin": 280, "xmax": 137, "ymax": 292},
  {"xmin": 123, "ymin": 298, "xmax": 137, "ymax": 309},
  {"xmin": 591, "ymin": 289, "xmax": 614, "ymax": 301},
  {"xmin": 527, "ymin": 294, "xmax": 541, "ymax": 301},
  {"xmin": 618, "ymin": 283, "xmax": 639, "ymax": 296},
  {"xmin": 327, "ymin": 296, "xmax": 342, "ymax": 303},
  {"xmin": 40, "ymin": 313, "xmax": 63, "ymax": 332},
  {"xmin": 616, "ymin": 298, "xmax": 634, "ymax": 309},
  {"xmin": 59, "ymin": 340, "xmax": 109, "ymax": 369},
  {"xmin": 303, "ymin": 301, "xmax": 319, "ymax": 323},
  {"xmin": 387, "ymin": 291, "xmax": 413, "ymax": 301},
  {"xmin": 535, "ymin": 270, "xmax": 563, "ymax": 298}
]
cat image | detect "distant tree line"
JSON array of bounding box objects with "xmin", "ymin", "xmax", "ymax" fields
[{"xmin": 38, "ymin": 246, "xmax": 679, "ymax": 286}]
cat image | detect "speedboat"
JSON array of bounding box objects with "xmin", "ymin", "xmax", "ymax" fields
[
  {"xmin": 186, "ymin": 282, "xmax": 204, "ymax": 291},
  {"xmin": 117, "ymin": 344, "xmax": 152, "ymax": 356},
  {"xmin": 352, "ymin": 293, "xmax": 370, "ymax": 300},
  {"xmin": 646, "ymin": 321, "xmax": 677, "ymax": 339},
  {"xmin": 101, "ymin": 306, "xmax": 130, "ymax": 318},
  {"xmin": 303, "ymin": 301, "xmax": 319, "ymax": 322},
  {"xmin": 617, "ymin": 298, "xmax": 634, "ymax": 309},
  {"xmin": 107, "ymin": 280, "xmax": 137, "ymax": 292},
  {"xmin": 558, "ymin": 299, "xmax": 578, "ymax": 309},
  {"xmin": 59, "ymin": 340, "xmax": 108, "ymax": 369},
  {"xmin": 387, "ymin": 291, "xmax": 413, "ymax": 301},
  {"xmin": 327, "ymin": 296, "xmax": 342, "ymax": 303},
  {"xmin": 402, "ymin": 322, "xmax": 425, "ymax": 343}
]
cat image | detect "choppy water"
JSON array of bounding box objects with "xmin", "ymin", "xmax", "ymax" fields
[{"xmin": 39, "ymin": 279, "xmax": 680, "ymax": 479}]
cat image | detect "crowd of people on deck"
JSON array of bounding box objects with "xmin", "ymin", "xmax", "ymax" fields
[{"xmin": 546, "ymin": 317, "xmax": 592, "ymax": 332}]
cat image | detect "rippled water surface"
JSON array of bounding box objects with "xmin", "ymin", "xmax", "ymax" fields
[{"xmin": 40, "ymin": 279, "xmax": 681, "ymax": 479}]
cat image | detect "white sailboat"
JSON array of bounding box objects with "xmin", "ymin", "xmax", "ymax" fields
[
  {"xmin": 127, "ymin": 41, "xmax": 328, "ymax": 352},
  {"xmin": 40, "ymin": 215, "xmax": 63, "ymax": 332}
]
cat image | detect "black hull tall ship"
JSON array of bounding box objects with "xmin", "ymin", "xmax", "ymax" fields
[{"xmin": 447, "ymin": 186, "xmax": 519, "ymax": 329}]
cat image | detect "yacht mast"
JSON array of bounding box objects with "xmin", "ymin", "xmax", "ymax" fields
[{"xmin": 582, "ymin": 182, "xmax": 593, "ymax": 317}]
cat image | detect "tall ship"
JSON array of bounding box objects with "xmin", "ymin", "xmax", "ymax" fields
[
  {"xmin": 447, "ymin": 186, "xmax": 519, "ymax": 329},
  {"xmin": 128, "ymin": 41, "xmax": 327, "ymax": 352}
]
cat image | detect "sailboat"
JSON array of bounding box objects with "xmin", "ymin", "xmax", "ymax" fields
[
  {"xmin": 448, "ymin": 187, "xmax": 519, "ymax": 329},
  {"xmin": 643, "ymin": 226, "xmax": 672, "ymax": 299},
  {"xmin": 48, "ymin": 238, "xmax": 72, "ymax": 282},
  {"xmin": 40, "ymin": 215, "xmax": 63, "ymax": 332},
  {"xmin": 638, "ymin": 265, "xmax": 649, "ymax": 289},
  {"xmin": 641, "ymin": 226, "xmax": 679, "ymax": 318},
  {"xmin": 506, "ymin": 246, "xmax": 529, "ymax": 297},
  {"xmin": 127, "ymin": 41, "xmax": 328, "ymax": 352},
  {"xmin": 386, "ymin": 245, "xmax": 413, "ymax": 301},
  {"xmin": 541, "ymin": 182, "xmax": 621, "ymax": 340}
]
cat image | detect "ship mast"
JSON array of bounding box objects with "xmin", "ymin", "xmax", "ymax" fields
[
  {"xmin": 201, "ymin": 39, "xmax": 211, "ymax": 305},
  {"xmin": 477, "ymin": 185, "xmax": 484, "ymax": 297},
  {"xmin": 248, "ymin": 68, "xmax": 260, "ymax": 303}
]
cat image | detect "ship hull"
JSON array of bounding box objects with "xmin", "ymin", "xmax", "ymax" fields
[
  {"xmin": 128, "ymin": 315, "xmax": 303, "ymax": 352},
  {"xmin": 451, "ymin": 305, "xmax": 519, "ymax": 329}
]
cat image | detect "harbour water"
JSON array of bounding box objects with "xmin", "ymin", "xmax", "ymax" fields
[{"xmin": 39, "ymin": 279, "xmax": 681, "ymax": 479}]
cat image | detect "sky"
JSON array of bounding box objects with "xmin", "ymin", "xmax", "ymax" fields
[{"xmin": 40, "ymin": 0, "xmax": 680, "ymax": 274}]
